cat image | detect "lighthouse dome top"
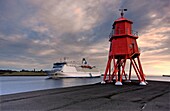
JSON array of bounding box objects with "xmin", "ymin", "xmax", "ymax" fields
[{"xmin": 114, "ymin": 17, "xmax": 133, "ymax": 24}]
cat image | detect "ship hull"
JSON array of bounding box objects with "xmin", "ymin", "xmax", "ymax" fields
[{"xmin": 52, "ymin": 72, "xmax": 101, "ymax": 78}]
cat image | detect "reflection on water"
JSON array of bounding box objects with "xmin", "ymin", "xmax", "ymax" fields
[
  {"xmin": 0, "ymin": 76, "xmax": 102, "ymax": 95},
  {"xmin": 0, "ymin": 76, "xmax": 169, "ymax": 95}
]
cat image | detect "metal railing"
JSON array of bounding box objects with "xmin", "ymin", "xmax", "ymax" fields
[{"xmin": 109, "ymin": 29, "xmax": 138, "ymax": 38}]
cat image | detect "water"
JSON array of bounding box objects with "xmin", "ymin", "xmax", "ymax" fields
[
  {"xmin": 0, "ymin": 76, "xmax": 102, "ymax": 95},
  {"xmin": 0, "ymin": 76, "xmax": 169, "ymax": 95}
]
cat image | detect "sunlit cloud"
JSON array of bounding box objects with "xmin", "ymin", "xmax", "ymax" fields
[
  {"xmin": 142, "ymin": 48, "xmax": 168, "ymax": 56},
  {"xmin": 139, "ymin": 27, "xmax": 170, "ymax": 48}
]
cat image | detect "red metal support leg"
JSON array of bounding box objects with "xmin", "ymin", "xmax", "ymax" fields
[
  {"xmin": 137, "ymin": 56, "xmax": 145, "ymax": 81},
  {"xmin": 108, "ymin": 61, "xmax": 111, "ymax": 82},
  {"xmin": 123, "ymin": 70, "xmax": 127, "ymax": 80},
  {"xmin": 133, "ymin": 58, "xmax": 144, "ymax": 81},
  {"xmin": 129, "ymin": 60, "xmax": 132, "ymax": 80},
  {"xmin": 103, "ymin": 57, "xmax": 112, "ymax": 81},
  {"xmin": 110, "ymin": 57, "xmax": 116, "ymax": 81},
  {"xmin": 130, "ymin": 58, "xmax": 141, "ymax": 82}
]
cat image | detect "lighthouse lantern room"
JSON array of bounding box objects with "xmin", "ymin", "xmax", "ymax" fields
[{"xmin": 102, "ymin": 9, "xmax": 147, "ymax": 85}]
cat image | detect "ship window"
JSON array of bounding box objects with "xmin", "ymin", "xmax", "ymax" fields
[{"xmin": 53, "ymin": 65, "xmax": 63, "ymax": 68}]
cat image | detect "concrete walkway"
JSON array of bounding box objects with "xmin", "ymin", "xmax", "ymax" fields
[{"xmin": 1, "ymin": 80, "xmax": 170, "ymax": 111}]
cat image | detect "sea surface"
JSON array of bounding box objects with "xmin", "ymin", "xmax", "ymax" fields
[{"xmin": 0, "ymin": 76, "xmax": 169, "ymax": 95}]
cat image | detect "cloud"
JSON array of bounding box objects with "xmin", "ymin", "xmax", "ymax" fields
[
  {"xmin": 28, "ymin": 0, "xmax": 99, "ymax": 33},
  {"xmin": 0, "ymin": 0, "xmax": 170, "ymax": 75},
  {"xmin": 138, "ymin": 27, "xmax": 170, "ymax": 48},
  {"xmin": 142, "ymin": 48, "xmax": 168, "ymax": 56},
  {"xmin": 28, "ymin": 49, "xmax": 56, "ymax": 56}
]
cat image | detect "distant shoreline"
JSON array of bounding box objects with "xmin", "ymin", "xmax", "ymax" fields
[
  {"xmin": 0, "ymin": 75, "xmax": 47, "ymax": 76},
  {"xmin": 162, "ymin": 75, "xmax": 170, "ymax": 77},
  {"xmin": 0, "ymin": 72, "xmax": 47, "ymax": 76}
]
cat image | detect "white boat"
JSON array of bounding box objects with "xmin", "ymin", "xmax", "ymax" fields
[{"xmin": 46, "ymin": 58, "xmax": 101, "ymax": 78}]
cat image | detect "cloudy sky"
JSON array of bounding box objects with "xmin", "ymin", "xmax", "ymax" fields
[{"xmin": 0, "ymin": 0, "xmax": 170, "ymax": 75}]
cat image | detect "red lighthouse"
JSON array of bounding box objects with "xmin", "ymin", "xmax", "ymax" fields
[{"xmin": 102, "ymin": 9, "xmax": 147, "ymax": 85}]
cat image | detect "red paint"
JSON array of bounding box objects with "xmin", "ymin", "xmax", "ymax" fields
[{"xmin": 103, "ymin": 11, "xmax": 146, "ymax": 84}]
